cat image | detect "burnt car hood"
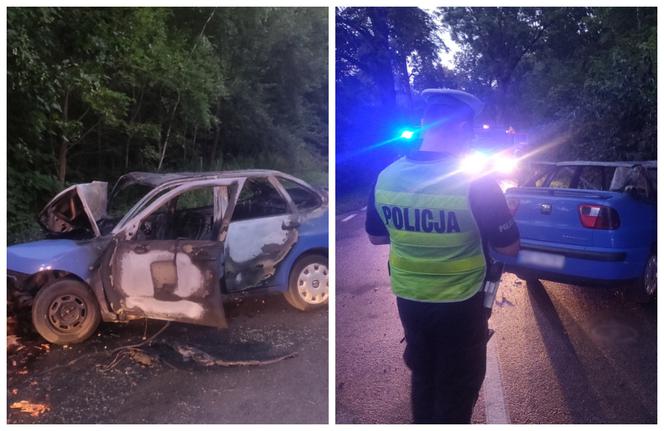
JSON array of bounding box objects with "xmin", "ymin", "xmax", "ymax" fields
[{"xmin": 39, "ymin": 182, "xmax": 108, "ymax": 238}]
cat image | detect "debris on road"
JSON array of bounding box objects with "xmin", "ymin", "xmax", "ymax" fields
[
  {"xmin": 129, "ymin": 349, "xmax": 158, "ymax": 367},
  {"xmin": 10, "ymin": 401, "xmax": 50, "ymax": 417},
  {"xmin": 98, "ymin": 347, "xmax": 159, "ymax": 371},
  {"xmin": 98, "ymin": 322, "xmax": 171, "ymax": 371},
  {"xmin": 8, "ymin": 335, "xmax": 21, "ymax": 353},
  {"xmin": 173, "ymin": 343, "xmax": 297, "ymax": 367}
]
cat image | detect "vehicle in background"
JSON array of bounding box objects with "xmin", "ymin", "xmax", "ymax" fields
[
  {"xmin": 496, "ymin": 161, "xmax": 656, "ymax": 302},
  {"xmin": 464, "ymin": 124, "xmax": 527, "ymax": 191},
  {"xmin": 7, "ymin": 170, "xmax": 328, "ymax": 344}
]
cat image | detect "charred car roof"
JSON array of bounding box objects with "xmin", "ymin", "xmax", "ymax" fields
[
  {"xmin": 117, "ymin": 169, "xmax": 289, "ymax": 187},
  {"xmin": 111, "ymin": 170, "xmax": 326, "ymax": 200}
]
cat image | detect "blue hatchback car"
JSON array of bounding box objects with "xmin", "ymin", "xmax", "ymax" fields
[
  {"xmin": 8, "ymin": 170, "xmax": 328, "ymax": 344},
  {"xmin": 497, "ymin": 161, "xmax": 656, "ymax": 301}
]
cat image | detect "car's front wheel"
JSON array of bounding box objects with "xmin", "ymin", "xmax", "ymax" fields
[
  {"xmin": 32, "ymin": 278, "xmax": 101, "ymax": 344},
  {"xmin": 284, "ymin": 254, "xmax": 329, "ymax": 311}
]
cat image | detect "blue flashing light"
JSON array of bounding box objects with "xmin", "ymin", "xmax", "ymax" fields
[{"xmin": 400, "ymin": 130, "xmax": 415, "ymax": 140}]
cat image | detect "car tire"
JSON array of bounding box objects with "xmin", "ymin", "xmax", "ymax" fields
[
  {"xmin": 283, "ymin": 254, "xmax": 329, "ymax": 311},
  {"xmin": 633, "ymin": 253, "xmax": 656, "ymax": 304},
  {"xmin": 32, "ymin": 278, "xmax": 101, "ymax": 345}
]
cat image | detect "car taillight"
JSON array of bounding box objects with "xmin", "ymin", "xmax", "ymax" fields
[
  {"xmin": 506, "ymin": 197, "xmax": 519, "ymax": 216},
  {"xmin": 578, "ymin": 204, "xmax": 620, "ymax": 229}
]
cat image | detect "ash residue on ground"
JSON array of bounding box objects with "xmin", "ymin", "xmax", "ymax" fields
[{"xmin": 7, "ymin": 294, "xmax": 328, "ymax": 424}]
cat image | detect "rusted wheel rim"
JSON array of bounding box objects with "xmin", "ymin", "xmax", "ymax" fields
[
  {"xmin": 297, "ymin": 263, "xmax": 329, "ymax": 304},
  {"xmin": 644, "ymin": 255, "xmax": 657, "ymax": 296},
  {"xmin": 48, "ymin": 294, "xmax": 88, "ymax": 332}
]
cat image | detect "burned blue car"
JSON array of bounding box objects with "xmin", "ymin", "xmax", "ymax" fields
[{"xmin": 8, "ymin": 170, "xmax": 329, "ymax": 344}]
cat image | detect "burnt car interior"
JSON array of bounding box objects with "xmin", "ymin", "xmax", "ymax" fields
[
  {"xmin": 132, "ymin": 177, "xmax": 295, "ymax": 242},
  {"xmin": 135, "ymin": 186, "xmax": 218, "ymax": 241},
  {"xmin": 39, "ymin": 173, "xmax": 323, "ymax": 242},
  {"xmin": 39, "ymin": 190, "xmax": 93, "ymax": 238},
  {"xmin": 102, "ymin": 183, "xmax": 155, "ymax": 234}
]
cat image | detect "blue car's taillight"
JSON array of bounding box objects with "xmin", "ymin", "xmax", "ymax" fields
[{"xmin": 578, "ymin": 204, "xmax": 620, "ymax": 229}]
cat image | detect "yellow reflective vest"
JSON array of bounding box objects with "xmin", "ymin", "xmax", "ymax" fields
[{"xmin": 375, "ymin": 155, "xmax": 487, "ymax": 302}]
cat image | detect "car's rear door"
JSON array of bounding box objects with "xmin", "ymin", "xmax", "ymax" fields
[
  {"xmin": 104, "ymin": 179, "xmax": 240, "ymax": 327},
  {"xmin": 224, "ymin": 176, "xmax": 299, "ymax": 291}
]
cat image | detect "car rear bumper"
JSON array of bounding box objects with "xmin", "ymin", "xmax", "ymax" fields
[
  {"xmin": 492, "ymin": 239, "xmax": 647, "ymax": 286},
  {"xmin": 519, "ymin": 242, "xmax": 626, "ymax": 262},
  {"xmin": 503, "ymin": 265, "xmax": 636, "ymax": 287}
]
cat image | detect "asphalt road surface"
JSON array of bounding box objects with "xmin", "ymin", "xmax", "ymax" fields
[
  {"xmin": 8, "ymin": 293, "xmax": 328, "ymax": 424},
  {"xmin": 335, "ymin": 208, "xmax": 657, "ymax": 424}
]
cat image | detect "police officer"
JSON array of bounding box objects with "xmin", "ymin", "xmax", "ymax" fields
[{"xmin": 365, "ymin": 89, "xmax": 520, "ymax": 424}]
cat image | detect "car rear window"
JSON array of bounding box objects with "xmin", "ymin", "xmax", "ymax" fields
[
  {"xmin": 577, "ymin": 166, "xmax": 616, "ymax": 191},
  {"xmin": 522, "ymin": 163, "xmax": 554, "ymax": 187},
  {"xmin": 548, "ymin": 166, "xmax": 576, "ymax": 188},
  {"xmin": 279, "ymin": 178, "xmax": 321, "ymax": 211}
]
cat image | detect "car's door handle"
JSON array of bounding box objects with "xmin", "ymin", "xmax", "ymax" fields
[
  {"xmin": 134, "ymin": 245, "xmax": 149, "ymax": 254},
  {"xmin": 540, "ymin": 203, "xmax": 552, "ymax": 214}
]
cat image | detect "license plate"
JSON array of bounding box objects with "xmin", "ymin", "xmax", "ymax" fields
[{"xmin": 518, "ymin": 250, "xmax": 565, "ymax": 269}]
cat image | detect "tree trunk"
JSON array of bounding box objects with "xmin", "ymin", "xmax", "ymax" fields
[
  {"xmin": 157, "ymin": 91, "xmax": 181, "ymax": 172},
  {"xmin": 125, "ymin": 86, "xmax": 145, "ymax": 170},
  {"xmin": 209, "ymin": 99, "xmax": 222, "ymax": 169},
  {"xmin": 97, "ymin": 124, "xmax": 102, "ymax": 175},
  {"xmin": 57, "ymin": 89, "xmax": 70, "ymax": 184},
  {"xmin": 397, "ymin": 55, "xmax": 412, "ymax": 112},
  {"xmin": 189, "ymin": 124, "xmax": 197, "ymax": 167},
  {"xmin": 367, "ymin": 8, "xmax": 397, "ymax": 113}
]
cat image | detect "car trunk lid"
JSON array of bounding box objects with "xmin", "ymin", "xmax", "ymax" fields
[{"xmin": 506, "ymin": 186, "xmax": 617, "ymax": 247}]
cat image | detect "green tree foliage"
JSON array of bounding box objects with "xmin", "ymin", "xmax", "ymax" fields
[
  {"xmin": 441, "ymin": 7, "xmax": 656, "ymax": 161},
  {"xmin": 336, "ymin": 7, "xmax": 443, "ymax": 190},
  {"xmin": 8, "ymin": 7, "xmax": 328, "ymax": 242},
  {"xmin": 336, "ymin": 7, "xmax": 655, "ymax": 198}
]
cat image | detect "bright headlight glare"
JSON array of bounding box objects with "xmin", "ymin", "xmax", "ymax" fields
[
  {"xmin": 494, "ymin": 156, "xmax": 518, "ymax": 174},
  {"xmin": 459, "ymin": 152, "xmax": 489, "ymax": 174}
]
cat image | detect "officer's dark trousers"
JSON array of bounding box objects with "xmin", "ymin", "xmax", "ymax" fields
[{"xmin": 397, "ymin": 292, "xmax": 488, "ymax": 424}]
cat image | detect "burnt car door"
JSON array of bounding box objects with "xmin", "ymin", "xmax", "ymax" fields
[
  {"xmin": 103, "ymin": 179, "xmax": 241, "ymax": 327},
  {"xmin": 224, "ymin": 176, "xmax": 300, "ymax": 291}
]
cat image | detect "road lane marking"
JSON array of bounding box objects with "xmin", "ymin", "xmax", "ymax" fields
[
  {"xmin": 484, "ymin": 335, "xmax": 510, "ymax": 424},
  {"xmin": 361, "ymin": 206, "xmax": 367, "ymax": 211},
  {"xmin": 341, "ymin": 214, "xmax": 357, "ymax": 223}
]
